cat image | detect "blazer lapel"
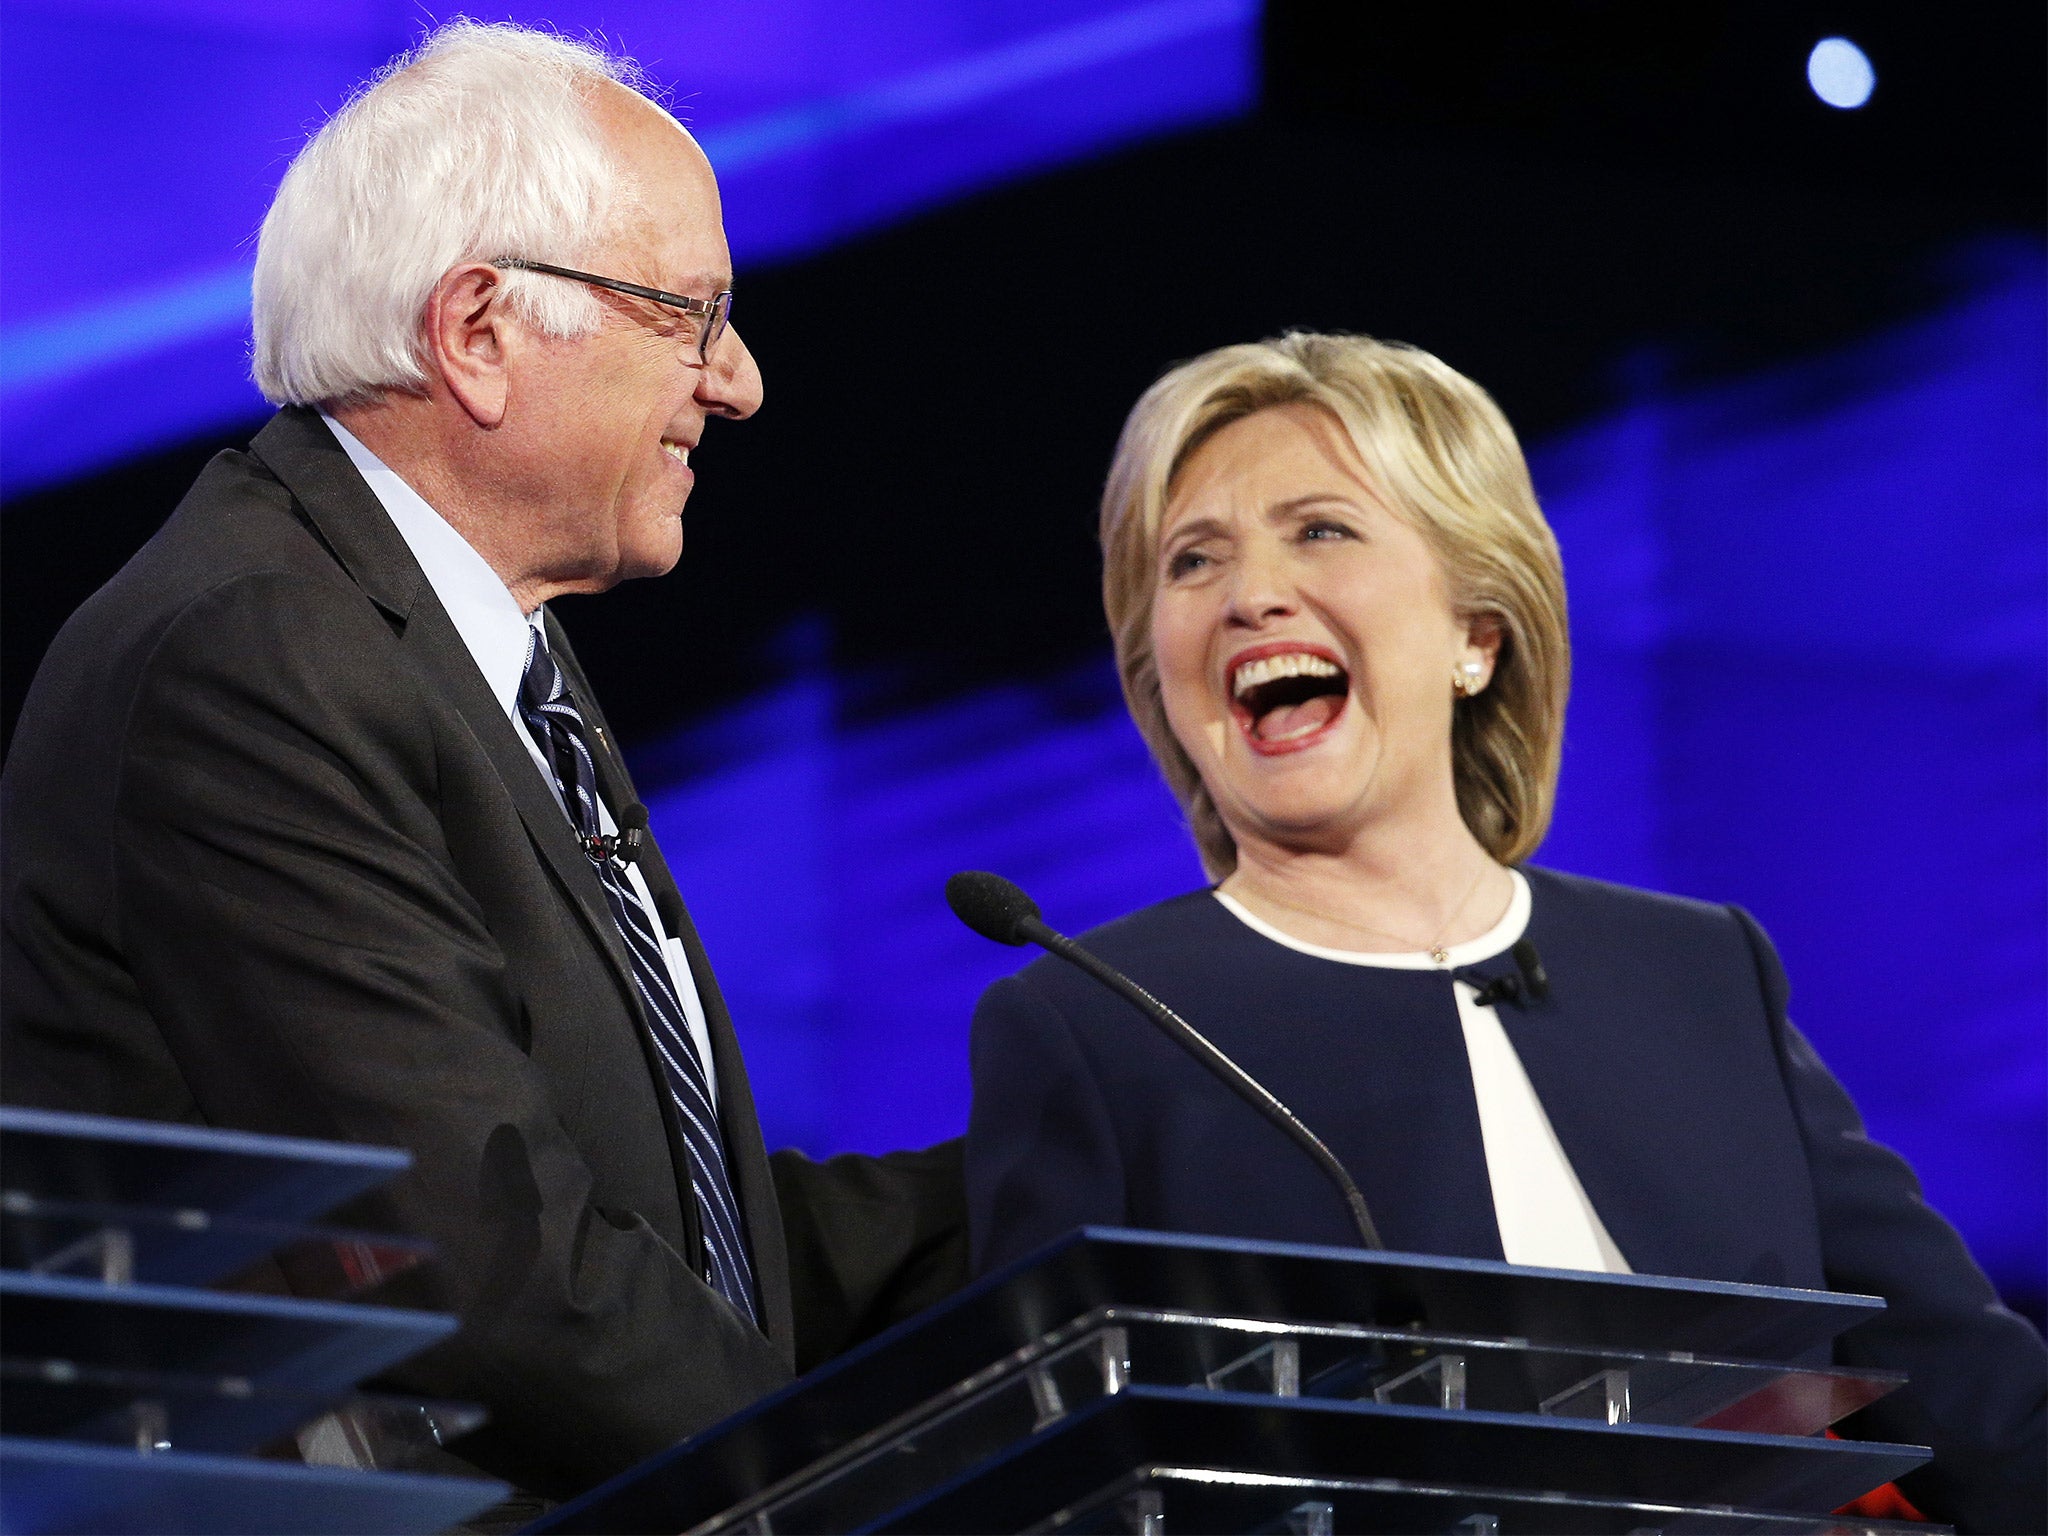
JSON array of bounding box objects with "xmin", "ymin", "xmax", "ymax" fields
[
  {"xmin": 246, "ymin": 411, "xmax": 647, "ymax": 1036},
  {"xmin": 249, "ymin": 410, "xmax": 804, "ymax": 1338},
  {"xmin": 1499, "ymin": 874, "xmax": 1679, "ymax": 1279},
  {"xmin": 248, "ymin": 409, "xmax": 423, "ymax": 623},
  {"xmin": 419, "ymin": 609, "xmax": 642, "ymax": 999}
]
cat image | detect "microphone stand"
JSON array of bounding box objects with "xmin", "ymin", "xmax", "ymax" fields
[{"xmin": 1015, "ymin": 913, "xmax": 1385, "ymax": 1252}]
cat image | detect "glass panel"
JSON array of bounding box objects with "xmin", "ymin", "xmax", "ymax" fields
[
  {"xmin": 1206, "ymin": 1338, "xmax": 1300, "ymax": 1397},
  {"xmin": 1028, "ymin": 1465, "xmax": 1949, "ymax": 1536},
  {"xmin": 1083, "ymin": 1309, "xmax": 1891, "ymax": 1432},
  {"xmin": 0, "ymin": 1270, "xmax": 454, "ymax": 1392},
  {"xmin": 687, "ymin": 1309, "xmax": 1907, "ymax": 1535},
  {"xmin": 2, "ymin": 1355, "xmax": 479, "ymax": 1461},
  {"xmin": 549, "ymin": 1229, "xmax": 1899, "ymax": 1536},
  {"xmin": 0, "ymin": 1435, "xmax": 503, "ymax": 1536},
  {"xmin": 1692, "ymin": 1367, "xmax": 1901, "ymax": 1438},
  {"xmin": 1540, "ymin": 1368, "xmax": 1632, "ymax": 1425},
  {"xmin": 909, "ymin": 1388, "xmax": 1929, "ymax": 1534},
  {"xmin": 0, "ymin": 1105, "xmax": 404, "ymax": 1224},
  {"xmin": 2, "ymin": 1191, "xmax": 428, "ymax": 1296},
  {"xmin": 1371, "ymin": 1352, "xmax": 1468, "ymax": 1411},
  {"xmin": 1171, "ymin": 1315, "xmax": 1892, "ymax": 1432},
  {"xmin": 696, "ymin": 1325, "xmax": 1132, "ymax": 1533}
]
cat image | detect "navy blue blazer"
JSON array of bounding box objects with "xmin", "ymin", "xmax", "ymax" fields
[{"xmin": 965, "ymin": 865, "xmax": 2045, "ymax": 1533}]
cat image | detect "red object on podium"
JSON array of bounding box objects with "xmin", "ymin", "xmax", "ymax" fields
[{"xmin": 1829, "ymin": 1431, "xmax": 1927, "ymax": 1522}]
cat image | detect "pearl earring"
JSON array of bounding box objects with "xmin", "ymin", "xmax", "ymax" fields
[{"xmin": 1454, "ymin": 661, "xmax": 1485, "ymax": 696}]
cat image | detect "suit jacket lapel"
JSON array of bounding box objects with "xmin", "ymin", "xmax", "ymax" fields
[
  {"xmin": 249, "ymin": 409, "xmax": 424, "ymax": 623},
  {"xmin": 247, "ymin": 412, "xmax": 645, "ymax": 1014},
  {"xmin": 252, "ymin": 409, "xmax": 791, "ymax": 1351},
  {"xmin": 413, "ymin": 606, "xmax": 643, "ymax": 1004}
]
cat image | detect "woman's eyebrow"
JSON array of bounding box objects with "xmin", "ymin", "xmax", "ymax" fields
[
  {"xmin": 1161, "ymin": 514, "xmax": 1232, "ymax": 544},
  {"xmin": 1268, "ymin": 492, "xmax": 1364, "ymax": 517}
]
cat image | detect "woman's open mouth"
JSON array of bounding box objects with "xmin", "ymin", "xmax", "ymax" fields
[{"xmin": 1227, "ymin": 643, "xmax": 1350, "ymax": 756}]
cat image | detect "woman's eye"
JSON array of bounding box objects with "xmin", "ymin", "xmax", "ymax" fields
[
  {"xmin": 1165, "ymin": 548, "xmax": 1210, "ymax": 580},
  {"xmin": 1301, "ymin": 519, "xmax": 1353, "ymax": 542}
]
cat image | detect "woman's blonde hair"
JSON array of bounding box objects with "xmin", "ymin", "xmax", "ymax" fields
[{"xmin": 1100, "ymin": 332, "xmax": 1570, "ymax": 880}]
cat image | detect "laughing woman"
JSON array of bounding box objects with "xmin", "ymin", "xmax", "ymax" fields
[{"xmin": 963, "ymin": 333, "xmax": 2044, "ymax": 1532}]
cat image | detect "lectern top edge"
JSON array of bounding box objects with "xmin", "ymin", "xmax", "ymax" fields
[
  {"xmin": 537, "ymin": 1225, "xmax": 1910, "ymax": 1536},
  {"xmin": 0, "ymin": 1105, "xmax": 412, "ymax": 1171},
  {"xmin": 1060, "ymin": 1225, "xmax": 1888, "ymax": 1313}
]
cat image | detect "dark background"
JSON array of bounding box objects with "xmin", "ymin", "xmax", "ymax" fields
[
  {"xmin": 3, "ymin": 1, "xmax": 2043, "ymax": 1321},
  {"xmin": 7, "ymin": 0, "xmax": 2041, "ymax": 749}
]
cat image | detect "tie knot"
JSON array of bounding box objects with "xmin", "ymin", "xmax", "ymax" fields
[{"xmin": 520, "ymin": 628, "xmax": 562, "ymax": 712}]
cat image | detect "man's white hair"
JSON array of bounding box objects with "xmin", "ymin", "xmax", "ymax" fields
[{"xmin": 252, "ymin": 21, "xmax": 653, "ymax": 407}]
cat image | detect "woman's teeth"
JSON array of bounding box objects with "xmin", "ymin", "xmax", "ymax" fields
[
  {"xmin": 1232, "ymin": 652, "xmax": 1340, "ymax": 698},
  {"xmin": 661, "ymin": 440, "xmax": 690, "ymax": 464}
]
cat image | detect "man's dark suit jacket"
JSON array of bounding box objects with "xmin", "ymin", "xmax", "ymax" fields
[
  {"xmin": 1, "ymin": 407, "xmax": 965, "ymax": 1500},
  {"xmin": 967, "ymin": 869, "xmax": 2047, "ymax": 1534}
]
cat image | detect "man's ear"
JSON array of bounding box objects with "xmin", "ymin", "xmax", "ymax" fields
[{"xmin": 423, "ymin": 264, "xmax": 513, "ymax": 427}]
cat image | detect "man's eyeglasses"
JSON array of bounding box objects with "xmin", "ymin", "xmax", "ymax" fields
[{"xmin": 494, "ymin": 258, "xmax": 733, "ymax": 365}]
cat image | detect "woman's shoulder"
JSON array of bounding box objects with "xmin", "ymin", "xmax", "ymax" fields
[
  {"xmin": 1020, "ymin": 871, "xmax": 1772, "ymax": 972},
  {"xmin": 1523, "ymin": 863, "xmax": 1758, "ymax": 933},
  {"xmin": 1073, "ymin": 887, "xmax": 1234, "ymax": 953},
  {"xmin": 1031, "ymin": 887, "xmax": 1244, "ymax": 982},
  {"xmin": 1521, "ymin": 863, "xmax": 1783, "ymax": 1007},
  {"xmin": 985, "ymin": 887, "xmax": 1271, "ymax": 1015}
]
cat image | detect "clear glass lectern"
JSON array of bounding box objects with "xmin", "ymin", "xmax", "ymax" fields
[
  {"xmin": 0, "ymin": 1105, "xmax": 506, "ymax": 1535},
  {"xmin": 540, "ymin": 1226, "xmax": 1940, "ymax": 1536}
]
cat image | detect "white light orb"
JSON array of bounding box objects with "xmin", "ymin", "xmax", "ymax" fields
[{"xmin": 1807, "ymin": 37, "xmax": 1876, "ymax": 110}]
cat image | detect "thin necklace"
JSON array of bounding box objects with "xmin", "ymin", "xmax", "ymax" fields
[{"xmin": 1234, "ymin": 862, "xmax": 1496, "ymax": 966}]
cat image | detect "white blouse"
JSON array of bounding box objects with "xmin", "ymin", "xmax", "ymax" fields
[{"xmin": 1212, "ymin": 872, "xmax": 1630, "ymax": 1274}]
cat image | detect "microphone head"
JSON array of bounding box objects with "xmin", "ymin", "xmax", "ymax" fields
[
  {"xmin": 1512, "ymin": 938, "xmax": 1549, "ymax": 1001},
  {"xmin": 946, "ymin": 871, "xmax": 1042, "ymax": 946},
  {"xmin": 619, "ymin": 802, "xmax": 650, "ymax": 832}
]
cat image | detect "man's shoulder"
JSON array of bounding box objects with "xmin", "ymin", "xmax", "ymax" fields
[
  {"xmin": 60, "ymin": 433, "xmax": 366, "ymax": 653},
  {"xmin": 131, "ymin": 441, "xmax": 334, "ymax": 590},
  {"xmin": 12, "ymin": 437, "xmax": 399, "ymax": 767}
]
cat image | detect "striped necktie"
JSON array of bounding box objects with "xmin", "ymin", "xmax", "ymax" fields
[{"xmin": 516, "ymin": 628, "xmax": 759, "ymax": 1324}]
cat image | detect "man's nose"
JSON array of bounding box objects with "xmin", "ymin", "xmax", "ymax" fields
[{"xmin": 698, "ymin": 325, "xmax": 763, "ymax": 420}]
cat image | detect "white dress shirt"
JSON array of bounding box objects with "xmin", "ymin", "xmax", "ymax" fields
[
  {"xmin": 1213, "ymin": 872, "xmax": 1630, "ymax": 1273},
  {"xmin": 322, "ymin": 415, "xmax": 719, "ymax": 1105}
]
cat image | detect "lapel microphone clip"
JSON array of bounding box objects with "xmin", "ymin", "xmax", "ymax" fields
[
  {"xmin": 583, "ymin": 804, "xmax": 650, "ymax": 867},
  {"xmin": 1462, "ymin": 938, "xmax": 1550, "ymax": 1010}
]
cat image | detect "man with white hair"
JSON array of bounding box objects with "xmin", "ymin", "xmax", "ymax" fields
[{"xmin": 0, "ymin": 21, "xmax": 964, "ymax": 1508}]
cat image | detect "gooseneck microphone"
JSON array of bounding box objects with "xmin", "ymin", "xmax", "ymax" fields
[{"xmin": 946, "ymin": 870, "xmax": 1383, "ymax": 1251}]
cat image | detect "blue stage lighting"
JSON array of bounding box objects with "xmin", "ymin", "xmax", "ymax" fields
[
  {"xmin": 1807, "ymin": 37, "xmax": 1876, "ymax": 110},
  {"xmin": 0, "ymin": 0, "xmax": 1256, "ymax": 496},
  {"xmin": 644, "ymin": 242, "xmax": 2046, "ymax": 1297}
]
